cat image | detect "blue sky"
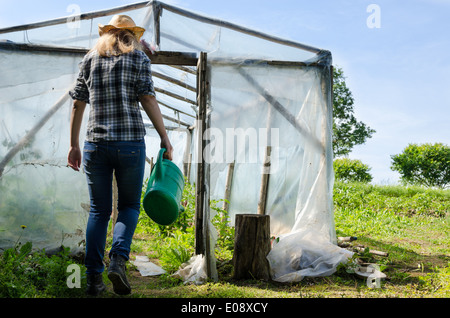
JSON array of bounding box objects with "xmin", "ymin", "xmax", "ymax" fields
[{"xmin": 1, "ymin": 0, "xmax": 449, "ymax": 184}]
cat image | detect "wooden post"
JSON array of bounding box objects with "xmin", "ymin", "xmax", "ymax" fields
[
  {"xmin": 233, "ymin": 214, "xmax": 271, "ymax": 281},
  {"xmin": 111, "ymin": 173, "xmax": 118, "ymax": 232},
  {"xmin": 187, "ymin": 153, "xmax": 192, "ymax": 183},
  {"xmin": 257, "ymin": 146, "xmax": 271, "ymax": 215},
  {"xmin": 152, "ymin": 1, "xmax": 162, "ymax": 48},
  {"xmin": 183, "ymin": 128, "xmax": 192, "ymax": 180},
  {"xmin": 195, "ymin": 52, "xmax": 208, "ymax": 256},
  {"xmin": 257, "ymin": 98, "xmax": 273, "ymax": 215},
  {"xmin": 222, "ymin": 161, "xmax": 235, "ymax": 213},
  {"xmin": 195, "ymin": 52, "xmax": 216, "ymax": 280}
]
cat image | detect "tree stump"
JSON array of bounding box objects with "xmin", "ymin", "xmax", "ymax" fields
[{"xmin": 232, "ymin": 214, "xmax": 271, "ymax": 280}]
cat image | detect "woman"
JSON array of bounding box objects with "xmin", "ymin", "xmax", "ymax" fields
[{"xmin": 67, "ymin": 15, "xmax": 173, "ymax": 296}]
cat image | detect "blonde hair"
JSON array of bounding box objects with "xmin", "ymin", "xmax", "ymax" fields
[{"xmin": 93, "ymin": 29, "xmax": 143, "ymax": 57}]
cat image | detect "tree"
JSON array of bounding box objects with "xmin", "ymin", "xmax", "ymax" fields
[
  {"xmin": 333, "ymin": 158, "xmax": 373, "ymax": 183},
  {"xmin": 391, "ymin": 143, "xmax": 450, "ymax": 189},
  {"xmin": 332, "ymin": 67, "xmax": 375, "ymax": 157}
]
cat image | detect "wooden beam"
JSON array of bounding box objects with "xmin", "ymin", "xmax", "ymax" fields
[
  {"xmin": 154, "ymin": 87, "xmax": 196, "ymax": 105},
  {"xmin": 152, "ymin": 70, "xmax": 196, "ymax": 92},
  {"xmin": 0, "ymin": 41, "xmax": 88, "ymax": 56},
  {"xmin": 209, "ymin": 57, "xmax": 325, "ymax": 68},
  {"xmin": 145, "ymin": 51, "xmax": 198, "ymax": 66},
  {"xmin": 0, "ymin": 42, "xmax": 198, "ymax": 67},
  {"xmin": 161, "ymin": 114, "xmax": 191, "ymax": 128},
  {"xmin": 156, "ymin": 99, "xmax": 196, "ymax": 118},
  {"xmin": 169, "ymin": 64, "xmax": 197, "ymax": 75}
]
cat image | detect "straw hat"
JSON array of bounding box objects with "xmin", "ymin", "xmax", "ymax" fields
[{"xmin": 98, "ymin": 15, "xmax": 145, "ymax": 40}]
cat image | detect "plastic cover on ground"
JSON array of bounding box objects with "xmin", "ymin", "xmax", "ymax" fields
[{"xmin": 267, "ymin": 229, "xmax": 353, "ymax": 282}]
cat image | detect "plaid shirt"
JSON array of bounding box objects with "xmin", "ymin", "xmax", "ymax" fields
[{"xmin": 70, "ymin": 49, "xmax": 155, "ymax": 142}]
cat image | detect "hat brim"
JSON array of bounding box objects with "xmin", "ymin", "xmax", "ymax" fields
[{"xmin": 98, "ymin": 24, "xmax": 145, "ymax": 40}]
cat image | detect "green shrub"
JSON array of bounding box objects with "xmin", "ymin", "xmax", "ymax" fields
[
  {"xmin": 333, "ymin": 158, "xmax": 373, "ymax": 183},
  {"xmin": 391, "ymin": 143, "xmax": 450, "ymax": 189}
]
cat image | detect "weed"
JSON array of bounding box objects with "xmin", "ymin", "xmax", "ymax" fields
[{"xmin": 0, "ymin": 228, "xmax": 85, "ymax": 297}]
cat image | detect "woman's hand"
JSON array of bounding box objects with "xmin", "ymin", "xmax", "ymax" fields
[
  {"xmin": 68, "ymin": 100, "xmax": 86, "ymax": 171},
  {"xmin": 161, "ymin": 136, "xmax": 173, "ymax": 161},
  {"xmin": 68, "ymin": 146, "xmax": 82, "ymax": 171}
]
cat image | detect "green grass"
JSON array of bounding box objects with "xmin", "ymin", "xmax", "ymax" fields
[
  {"xmin": 1, "ymin": 180, "xmax": 449, "ymax": 298},
  {"xmin": 127, "ymin": 180, "xmax": 450, "ymax": 298},
  {"xmin": 334, "ymin": 181, "xmax": 450, "ymax": 257}
]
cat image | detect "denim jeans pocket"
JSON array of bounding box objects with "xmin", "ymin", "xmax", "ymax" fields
[
  {"xmin": 83, "ymin": 142, "xmax": 98, "ymax": 166},
  {"xmin": 117, "ymin": 148, "xmax": 141, "ymax": 167}
]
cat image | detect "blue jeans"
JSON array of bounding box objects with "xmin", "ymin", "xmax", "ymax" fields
[{"xmin": 83, "ymin": 140, "xmax": 146, "ymax": 275}]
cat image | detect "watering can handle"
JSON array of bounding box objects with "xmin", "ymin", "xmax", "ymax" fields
[{"xmin": 156, "ymin": 148, "xmax": 166, "ymax": 181}]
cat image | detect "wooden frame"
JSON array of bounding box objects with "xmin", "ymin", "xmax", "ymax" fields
[{"xmin": 195, "ymin": 51, "xmax": 216, "ymax": 280}]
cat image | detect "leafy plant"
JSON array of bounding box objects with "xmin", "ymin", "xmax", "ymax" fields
[
  {"xmin": 391, "ymin": 143, "xmax": 450, "ymax": 189},
  {"xmin": 334, "ymin": 158, "xmax": 373, "ymax": 183},
  {"xmin": 211, "ymin": 200, "xmax": 235, "ymax": 260},
  {"xmin": 0, "ymin": 231, "xmax": 85, "ymax": 298},
  {"xmin": 157, "ymin": 229, "xmax": 195, "ymax": 272}
]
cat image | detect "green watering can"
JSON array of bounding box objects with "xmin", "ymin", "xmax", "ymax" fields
[{"xmin": 143, "ymin": 148, "xmax": 185, "ymax": 225}]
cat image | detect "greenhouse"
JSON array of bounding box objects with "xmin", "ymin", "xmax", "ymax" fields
[{"xmin": 0, "ymin": 1, "xmax": 349, "ymax": 283}]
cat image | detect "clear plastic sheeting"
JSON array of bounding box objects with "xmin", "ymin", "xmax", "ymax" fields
[
  {"xmin": 207, "ymin": 60, "xmax": 335, "ymax": 239},
  {"xmin": 0, "ymin": 47, "xmax": 89, "ymax": 251}
]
